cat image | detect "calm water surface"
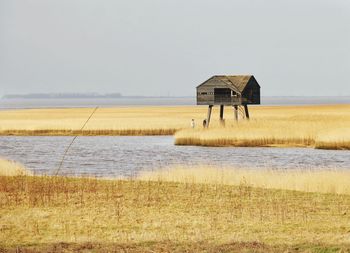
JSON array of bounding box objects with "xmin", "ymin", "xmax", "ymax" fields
[
  {"xmin": 0, "ymin": 136, "xmax": 349, "ymax": 177},
  {"xmin": 1, "ymin": 96, "xmax": 350, "ymax": 110}
]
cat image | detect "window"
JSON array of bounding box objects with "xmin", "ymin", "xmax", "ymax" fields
[{"xmin": 198, "ymin": 92, "xmax": 213, "ymax": 95}]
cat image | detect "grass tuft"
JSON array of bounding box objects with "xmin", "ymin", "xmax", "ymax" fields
[
  {"xmin": 0, "ymin": 158, "xmax": 31, "ymax": 176},
  {"xmin": 138, "ymin": 166, "xmax": 350, "ymax": 195}
]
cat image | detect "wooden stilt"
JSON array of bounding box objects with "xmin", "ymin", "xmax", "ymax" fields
[
  {"xmin": 233, "ymin": 105, "xmax": 238, "ymax": 121},
  {"xmin": 206, "ymin": 105, "xmax": 213, "ymax": 127},
  {"xmin": 244, "ymin": 104, "xmax": 250, "ymax": 119},
  {"xmin": 220, "ymin": 105, "xmax": 225, "ymax": 126},
  {"xmin": 220, "ymin": 105, "xmax": 224, "ymax": 120}
]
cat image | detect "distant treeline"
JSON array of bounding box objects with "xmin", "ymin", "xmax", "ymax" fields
[{"xmin": 2, "ymin": 93, "xmax": 122, "ymax": 99}]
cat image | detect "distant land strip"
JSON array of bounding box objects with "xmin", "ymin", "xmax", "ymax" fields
[
  {"xmin": 1, "ymin": 93, "xmax": 196, "ymax": 99},
  {"xmin": 2, "ymin": 93, "xmax": 123, "ymax": 99},
  {"xmin": 0, "ymin": 129, "xmax": 178, "ymax": 136}
]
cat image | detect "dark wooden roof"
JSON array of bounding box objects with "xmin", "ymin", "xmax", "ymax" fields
[{"xmin": 197, "ymin": 75, "xmax": 256, "ymax": 93}]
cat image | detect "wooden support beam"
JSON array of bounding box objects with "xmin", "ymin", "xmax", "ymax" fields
[
  {"xmin": 220, "ymin": 105, "xmax": 224, "ymax": 121},
  {"xmin": 220, "ymin": 105, "xmax": 225, "ymax": 126},
  {"xmin": 244, "ymin": 104, "xmax": 250, "ymax": 119},
  {"xmin": 206, "ymin": 105, "xmax": 213, "ymax": 127},
  {"xmin": 233, "ymin": 105, "xmax": 238, "ymax": 121}
]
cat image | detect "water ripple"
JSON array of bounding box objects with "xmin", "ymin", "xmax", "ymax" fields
[{"xmin": 0, "ymin": 136, "xmax": 349, "ymax": 177}]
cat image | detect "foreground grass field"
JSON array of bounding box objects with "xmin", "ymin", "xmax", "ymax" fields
[
  {"xmin": 1, "ymin": 161, "xmax": 350, "ymax": 252},
  {"xmin": 0, "ymin": 104, "xmax": 349, "ymax": 149}
]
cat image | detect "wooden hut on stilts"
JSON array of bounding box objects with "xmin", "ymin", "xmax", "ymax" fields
[{"xmin": 196, "ymin": 75, "xmax": 261, "ymax": 127}]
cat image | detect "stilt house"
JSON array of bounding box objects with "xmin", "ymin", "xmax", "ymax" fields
[{"xmin": 196, "ymin": 75, "xmax": 261, "ymax": 127}]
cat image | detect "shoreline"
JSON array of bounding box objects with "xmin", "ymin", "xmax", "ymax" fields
[
  {"xmin": 1, "ymin": 131, "xmax": 348, "ymax": 150},
  {"xmin": 174, "ymin": 136, "xmax": 350, "ymax": 150},
  {"xmin": 0, "ymin": 129, "xmax": 177, "ymax": 136}
]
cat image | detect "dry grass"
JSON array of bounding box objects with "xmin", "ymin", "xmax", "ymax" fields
[
  {"xmin": 315, "ymin": 128, "xmax": 350, "ymax": 150},
  {"xmin": 0, "ymin": 158, "xmax": 31, "ymax": 176},
  {"xmin": 1, "ymin": 165, "xmax": 350, "ymax": 252},
  {"xmin": 0, "ymin": 105, "xmax": 349, "ymax": 149},
  {"xmin": 0, "ymin": 106, "xmax": 202, "ymax": 136},
  {"xmin": 175, "ymin": 104, "xmax": 350, "ymax": 150},
  {"xmin": 139, "ymin": 166, "xmax": 350, "ymax": 195}
]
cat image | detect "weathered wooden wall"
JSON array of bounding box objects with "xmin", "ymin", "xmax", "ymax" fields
[
  {"xmin": 197, "ymin": 78, "xmax": 227, "ymax": 105},
  {"xmin": 241, "ymin": 77, "xmax": 260, "ymax": 104}
]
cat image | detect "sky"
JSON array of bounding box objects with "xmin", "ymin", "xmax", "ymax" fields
[{"xmin": 0, "ymin": 0, "xmax": 349, "ymax": 97}]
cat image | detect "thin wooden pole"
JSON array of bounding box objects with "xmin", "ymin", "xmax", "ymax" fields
[
  {"xmin": 244, "ymin": 104, "xmax": 250, "ymax": 119},
  {"xmin": 55, "ymin": 106, "xmax": 99, "ymax": 176},
  {"xmin": 233, "ymin": 105, "xmax": 238, "ymax": 121},
  {"xmin": 220, "ymin": 105, "xmax": 224, "ymax": 121},
  {"xmin": 206, "ymin": 105, "xmax": 213, "ymax": 127}
]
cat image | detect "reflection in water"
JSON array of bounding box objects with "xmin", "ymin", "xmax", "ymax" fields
[{"xmin": 0, "ymin": 136, "xmax": 349, "ymax": 177}]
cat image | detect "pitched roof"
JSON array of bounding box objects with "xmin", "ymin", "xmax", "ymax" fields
[
  {"xmin": 214, "ymin": 75, "xmax": 252, "ymax": 93},
  {"xmin": 197, "ymin": 75, "xmax": 259, "ymax": 93}
]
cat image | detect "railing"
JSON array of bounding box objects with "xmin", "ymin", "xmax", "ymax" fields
[
  {"xmin": 214, "ymin": 96, "xmax": 242, "ymax": 104},
  {"xmin": 197, "ymin": 95, "xmax": 255, "ymax": 105}
]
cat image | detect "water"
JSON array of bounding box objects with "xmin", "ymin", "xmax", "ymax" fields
[
  {"xmin": 1, "ymin": 96, "xmax": 349, "ymax": 110},
  {"xmin": 0, "ymin": 136, "xmax": 348, "ymax": 177},
  {"xmin": 0, "ymin": 97, "xmax": 195, "ymax": 109}
]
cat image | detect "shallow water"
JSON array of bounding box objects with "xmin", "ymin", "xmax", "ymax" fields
[
  {"xmin": 0, "ymin": 136, "xmax": 349, "ymax": 177},
  {"xmin": 1, "ymin": 96, "xmax": 349, "ymax": 110}
]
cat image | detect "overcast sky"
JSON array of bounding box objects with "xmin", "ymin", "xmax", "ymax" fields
[{"xmin": 0, "ymin": 0, "xmax": 349, "ymax": 96}]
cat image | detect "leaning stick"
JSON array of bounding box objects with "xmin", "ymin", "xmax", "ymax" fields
[{"xmin": 54, "ymin": 106, "xmax": 99, "ymax": 176}]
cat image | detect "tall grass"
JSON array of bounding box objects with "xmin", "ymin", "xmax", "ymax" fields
[
  {"xmin": 0, "ymin": 104, "xmax": 348, "ymax": 137},
  {"xmin": 139, "ymin": 166, "xmax": 350, "ymax": 195},
  {"xmin": 0, "ymin": 158, "xmax": 31, "ymax": 176},
  {"xmin": 1, "ymin": 105, "xmax": 349, "ymax": 149},
  {"xmin": 1, "ymin": 162, "xmax": 350, "ymax": 251},
  {"xmin": 315, "ymin": 127, "xmax": 350, "ymax": 149},
  {"xmin": 0, "ymin": 106, "xmax": 202, "ymax": 135},
  {"xmin": 175, "ymin": 105, "xmax": 350, "ymax": 149}
]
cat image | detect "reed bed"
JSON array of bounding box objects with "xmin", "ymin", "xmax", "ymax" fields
[
  {"xmin": 0, "ymin": 105, "xmax": 349, "ymax": 149},
  {"xmin": 1, "ymin": 160, "xmax": 350, "ymax": 252},
  {"xmin": 0, "ymin": 106, "xmax": 204, "ymax": 136},
  {"xmin": 0, "ymin": 128, "xmax": 177, "ymax": 136},
  {"xmin": 0, "ymin": 158, "xmax": 31, "ymax": 176},
  {"xmin": 315, "ymin": 128, "xmax": 350, "ymax": 150},
  {"xmin": 139, "ymin": 166, "xmax": 350, "ymax": 195},
  {"xmin": 175, "ymin": 105, "xmax": 350, "ymax": 149}
]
